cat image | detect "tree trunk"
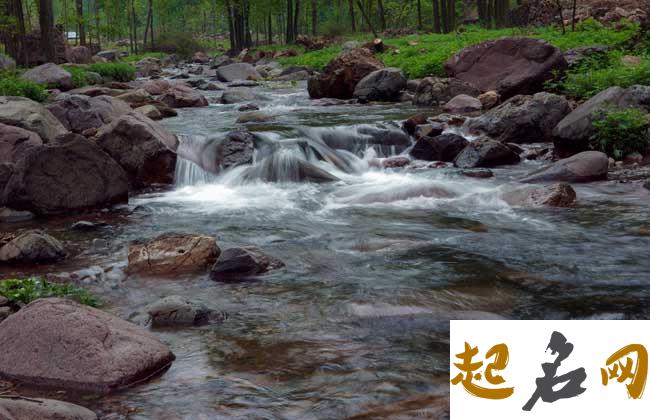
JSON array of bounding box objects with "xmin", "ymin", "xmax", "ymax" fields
[
  {"xmin": 445, "ymin": 0, "xmax": 455, "ymax": 32},
  {"xmin": 131, "ymin": 0, "xmax": 138, "ymax": 53},
  {"xmin": 555, "ymin": 0, "xmax": 565, "ymax": 34},
  {"xmin": 432, "ymin": 0, "xmax": 440, "ymax": 33},
  {"xmin": 294, "ymin": 0, "xmax": 300, "ymax": 39},
  {"xmin": 143, "ymin": 0, "xmax": 153, "ymax": 48},
  {"xmin": 377, "ymin": 0, "xmax": 386, "ymax": 31},
  {"xmin": 286, "ymin": 0, "xmax": 294, "ymax": 43},
  {"xmin": 311, "ymin": 0, "xmax": 317, "ymax": 35},
  {"xmin": 39, "ymin": 0, "xmax": 56, "ymax": 62},
  {"xmin": 75, "ymin": 0, "xmax": 85, "ymax": 46},
  {"xmin": 348, "ymin": 0, "xmax": 356, "ymax": 31},
  {"xmin": 439, "ymin": 0, "xmax": 448, "ymax": 32},
  {"xmin": 417, "ymin": 0, "xmax": 422, "ymax": 30},
  {"xmin": 571, "ymin": 0, "xmax": 577, "ymax": 31},
  {"xmin": 356, "ymin": 0, "xmax": 378, "ymax": 37},
  {"xmin": 267, "ymin": 12, "xmax": 273, "ymax": 43}
]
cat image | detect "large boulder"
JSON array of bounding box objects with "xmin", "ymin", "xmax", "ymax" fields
[
  {"xmin": 96, "ymin": 112, "xmax": 178, "ymax": 188},
  {"xmin": 466, "ymin": 92, "xmax": 571, "ymax": 144},
  {"xmin": 445, "ymin": 37, "xmax": 567, "ymax": 99},
  {"xmin": 135, "ymin": 57, "xmax": 162, "ymax": 77},
  {"xmin": 0, "ymin": 96, "xmax": 67, "ymax": 142},
  {"xmin": 65, "ymin": 45, "xmax": 93, "ymax": 64},
  {"xmin": 142, "ymin": 296, "xmax": 214, "ymax": 327},
  {"xmin": 501, "ymin": 183, "xmax": 577, "ymax": 208},
  {"xmin": 0, "ymin": 397, "xmax": 97, "ymax": 420},
  {"xmin": 308, "ymin": 48, "xmax": 384, "ymax": 99},
  {"xmin": 0, "ymin": 53, "xmax": 16, "ymax": 71},
  {"xmin": 353, "ymin": 68, "xmax": 407, "ymax": 102},
  {"xmin": 210, "ymin": 246, "xmax": 285, "ymax": 281},
  {"xmin": 141, "ymin": 79, "xmax": 171, "ymax": 96},
  {"xmin": 413, "ymin": 77, "xmax": 480, "ymax": 107},
  {"xmin": 220, "ymin": 87, "xmax": 264, "ymax": 104},
  {"xmin": 0, "ymin": 298, "xmax": 175, "ymax": 394},
  {"xmin": 0, "ymin": 230, "xmax": 65, "ymax": 264},
  {"xmin": 116, "ymin": 89, "xmax": 157, "ymax": 109},
  {"xmin": 521, "ymin": 151, "xmax": 609, "ymax": 183},
  {"xmin": 553, "ymin": 85, "xmax": 650, "ymax": 156},
  {"xmin": 127, "ymin": 233, "xmax": 221, "ymax": 275},
  {"xmin": 3, "ymin": 135, "xmax": 128, "ymax": 215},
  {"xmin": 23, "ymin": 63, "xmax": 73, "ymax": 91},
  {"xmin": 442, "ymin": 94, "xmax": 482, "ymax": 113},
  {"xmin": 410, "ymin": 133, "xmax": 469, "ymax": 162},
  {"xmin": 454, "ymin": 138, "xmax": 521, "ymax": 168},
  {"xmin": 178, "ymin": 130, "xmax": 254, "ymax": 174},
  {"xmin": 192, "ymin": 51, "xmax": 210, "ymax": 64},
  {"xmin": 216, "ymin": 63, "xmax": 261, "ymax": 82},
  {"xmin": 46, "ymin": 94, "xmax": 131, "ymax": 134},
  {"xmin": 0, "ymin": 123, "xmax": 43, "ymax": 163},
  {"xmin": 160, "ymin": 84, "xmax": 208, "ymax": 108}
]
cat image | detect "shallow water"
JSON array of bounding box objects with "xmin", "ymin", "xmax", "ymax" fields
[{"xmin": 2, "ymin": 81, "xmax": 650, "ymax": 419}]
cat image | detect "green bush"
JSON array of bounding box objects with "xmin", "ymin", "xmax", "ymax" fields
[
  {"xmin": 155, "ymin": 32, "xmax": 203, "ymax": 59},
  {"xmin": 0, "ymin": 71, "xmax": 48, "ymax": 102},
  {"xmin": 591, "ymin": 108, "xmax": 649, "ymax": 159},
  {"xmin": 87, "ymin": 62, "xmax": 136, "ymax": 82},
  {"xmin": 0, "ymin": 277, "xmax": 101, "ymax": 307},
  {"xmin": 62, "ymin": 65, "xmax": 89, "ymax": 88}
]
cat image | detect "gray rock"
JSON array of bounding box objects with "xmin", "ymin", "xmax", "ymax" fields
[
  {"xmin": 454, "ymin": 138, "xmax": 521, "ymax": 168},
  {"xmin": 236, "ymin": 111, "xmax": 275, "ymax": 124},
  {"xmin": 135, "ymin": 57, "xmax": 162, "ymax": 77},
  {"xmin": 23, "ymin": 63, "xmax": 73, "ymax": 91},
  {"xmin": 0, "ymin": 298, "xmax": 175, "ymax": 394},
  {"xmin": 210, "ymin": 246, "xmax": 285, "ymax": 281},
  {"xmin": 410, "ymin": 133, "xmax": 469, "ymax": 162},
  {"xmin": 95, "ymin": 50, "xmax": 119, "ymax": 62},
  {"xmin": 143, "ymin": 295, "xmax": 213, "ymax": 327},
  {"xmin": 413, "ymin": 77, "xmax": 480, "ymax": 107},
  {"xmin": 216, "ymin": 63, "xmax": 261, "ymax": 82},
  {"xmin": 0, "ymin": 230, "xmax": 65, "ymax": 264},
  {"xmin": 501, "ymin": 183, "xmax": 577, "ymax": 208},
  {"xmin": 353, "ymin": 68, "xmax": 407, "ymax": 102},
  {"xmin": 46, "ymin": 95, "xmax": 131, "ymax": 134},
  {"xmin": 66, "ymin": 45, "xmax": 93, "ymax": 64},
  {"xmin": 442, "ymin": 94, "xmax": 482, "ymax": 113},
  {"xmin": 0, "ymin": 123, "xmax": 43, "ymax": 163},
  {"xmin": 220, "ymin": 87, "xmax": 264, "ymax": 104},
  {"xmin": 0, "ymin": 397, "xmax": 97, "ymax": 420},
  {"xmin": 521, "ymin": 151, "xmax": 609, "ymax": 183},
  {"xmin": 0, "ymin": 96, "xmax": 67, "ymax": 142},
  {"xmin": 160, "ymin": 84, "xmax": 209, "ymax": 108},
  {"xmin": 0, "ymin": 54, "xmax": 16, "ymax": 71}
]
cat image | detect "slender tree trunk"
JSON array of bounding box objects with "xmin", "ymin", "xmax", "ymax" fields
[
  {"xmin": 75, "ymin": 0, "xmax": 86, "ymax": 45},
  {"xmin": 355, "ymin": 0, "xmax": 378, "ymax": 37},
  {"xmin": 131, "ymin": 0, "xmax": 138, "ymax": 53},
  {"xmin": 267, "ymin": 12, "xmax": 273, "ymax": 43},
  {"xmin": 416, "ymin": 0, "xmax": 422, "ymax": 30},
  {"xmin": 555, "ymin": 0, "xmax": 565, "ymax": 34},
  {"xmin": 377, "ymin": 0, "xmax": 386, "ymax": 31},
  {"xmin": 144, "ymin": 0, "xmax": 152, "ymax": 48},
  {"xmin": 39, "ymin": 0, "xmax": 56, "ymax": 62},
  {"xmin": 311, "ymin": 0, "xmax": 317, "ymax": 35},
  {"xmin": 486, "ymin": 0, "xmax": 494, "ymax": 28},
  {"xmin": 348, "ymin": 0, "xmax": 356, "ymax": 31},
  {"xmin": 294, "ymin": 0, "xmax": 300, "ymax": 39},
  {"xmin": 226, "ymin": 0, "xmax": 235, "ymax": 51},
  {"xmin": 286, "ymin": 0, "xmax": 294, "ymax": 43},
  {"xmin": 439, "ymin": 0, "xmax": 447, "ymax": 32},
  {"xmin": 446, "ymin": 0, "xmax": 455, "ymax": 32},
  {"xmin": 571, "ymin": 0, "xmax": 577, "ymax": 31}
]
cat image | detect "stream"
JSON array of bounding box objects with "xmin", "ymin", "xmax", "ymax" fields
[{"xmin": 3, "ymin": 80, "xmax": 650, "ymax": 419}]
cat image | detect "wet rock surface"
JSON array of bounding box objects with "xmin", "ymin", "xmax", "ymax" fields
[
  {"xmin": 210, "ymin": 246, "xmax": 285, "ymax": 281},
  {"xmin": 0, "ymin": 96, "xmax": 67, "ymax": 142},
  {"xmin": 308, "ymin": 48, "xmax": 384, "ymax": 99},
  {"xmin": 454, "ymin": 138, "xmax": 521, "ymax": 168},
  {"xmin": 522, "ymin": 151, "xmax": 609, "ymax": 183},
  {"xmin": 0, "ymin": 397, "xmax": 97, "ymax": 420},
  {"xmin": 0, "ymin": 230, "xmax": 65, "ymax": 264}
]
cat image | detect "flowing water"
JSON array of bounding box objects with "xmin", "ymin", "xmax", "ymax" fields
[{"xmin": 3, "ymin": 81, "xmax": 650, "ymax": 419}]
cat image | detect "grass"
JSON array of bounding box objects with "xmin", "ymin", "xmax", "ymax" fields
[
  {"xmin": 0, "ymin": 277, "xmax": 101, "ymax": 307},
  {"xmin": 87, "ymin": 62, "xmax": 136, "ymax": 82},
  {"xmin": 0, "ymin": 71, "xmax": 48, "ymax": 102},
  {"xmin": 261, "ymin": 19, "xmax": 640, "ymax": 79},
  {"xmin": 122, "ymin": 51, "xmax": 167, "ymax": 63},
  {"xmin": 62, "ymin": 65, "xmax": 90, "ymax": 88}
]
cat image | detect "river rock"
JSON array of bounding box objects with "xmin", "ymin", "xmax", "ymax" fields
[
  {"xmin": 0, "ymin": 298, "xmax": 175, "ymax": 393},
  {"xmin": 95, "ymin": 50, "xmax": 119, "ymax": 61},
  {"xmin": 521, "ymin": 151, "xmax": 609, "ymax": 183},
  {"xmin": 501, "ymin": 183, "xmax": 577, "ymax": 208},
  {"xmin": 67, "ymin": 86, "xmax": 124, "ymax": 97},
  {"xmin": 442, "ymin": 94, "xmax": 482, "ymax": 113},
  {"xmin": 446, "ymin": 37, "xmax": 567, "ymax": 98},
  {"xmin": 308, "ymin": 48, "xmax": 384, "ymax": 99},
  {"xmin": 320, "ymin": 126, "xmax": 412, "ymax": 155},
  {"xmin": 478, "ymin": 91, "xmax": 500, "ymax": 110},
  {"xmin": 136, "ymin": 104, "xmax": 162, "ymax": 120},
  {"xmin": 46, "ymin": 94, "xmax": 131, "ymax": 134},
  {"xmin": 210, "ymin": 246, "xmax": 285, "ymax": 281},
  {"xmin": 141, "ymin": 79, "xmax": 171, "ymax": 95},
  {"xmin": 460, "ymin": 168, "xmax": 494, "ymax": 178},
  {"xmin": 236, "ymin": 111, "xmax": 275, "ymax": 124},
  {"xmin": 3, "ymin": 135, "xmax": 129, "ymax": 215},
  {"xmin": 0, "ymin": 230, "xmax": 65, "ymax": 264},
  {"xmin": 0, "ymin": 397, "xmax": 97, "ymax": 420},
  {"xmin": 181, "ymin": 130, "xmax": 254, "ymax": 174},
  {"xmin": 210, "ymin": 55, "xmax": 234, "ymax": 69},
  {"xmin": 0, "ymin": 123, "xmax": 43, "ymax": 163},
  {"xmin": 402, "ymin": 114, "xmax": 428, "ymax": 135},
  {"xmin": 413, "ymin": 77, "xmax": 481, "ymax": 107},
  {"xmin": 353, "ymin": 68, "xmax": 407, "ymax": 102},
  {"xmin": 0, "ymin": 54, "xmax": 16, "ymax": 71},
  {"xmin": 274, "ymin": 70, "xmax": 310, "ymax": 81},
  {"xmin": 136, "ymin": 57, "xmax": 162, "ymax": 77},
  {"xmin": 96, "ymin": 112, "xmax": 178, "ymax": 188},
  {"xmin": 65, "ymin": 45, "xmax": 93, "ymax": 65},
  {"xmin": 0, "ymin": 96, "xmax": 67, "ymax": 142},
  {"xmin": 23, "ymin": 63, "xmax": 73, "ymax": 91},
  {"xmin": 466, "ymin": 92, "xmax": 571, "ymax": 144},
  {"xmin": 192, "ymin": 51, "xmax": 210, "ymax": 63},
  {"xmin": 220, "ymin": 87, "xmax": 262, "ymax": 104},
  {"xmin": 128, "ymin": 232, "xmax": 220, "ymax": 275},
  {"xmin": 454, "ymin": 138, "xmax": 521, "ymax": 168},
  {"xmin": 160, "ymin": 84, "xmax": 208, "ymax": 108},
  {"xmin": 216, "ymin": 63, "xmax": 261, "ymax": 82},
  {"xmin": 116, "ymin": 89, "xmax": 156, "ymax": 108},
  {"xmin": 143, "ymin": 295, "xmax": 213, "ymax": 327},
  {"xmin": 553, "ymin": 85, "xmax": 650, "ymax": 157},
  {"xmin": 410, "ymin": 133, "xmax": 469, "ymax": 162}
]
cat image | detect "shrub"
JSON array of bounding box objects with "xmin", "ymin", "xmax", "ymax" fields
[
  {"xmin": 87, "ymin": 62, "xmax": 136, "ymax": 82},
  {"xmin": 591, "ymin": 108, "xmax": 649, "ymax": 159},
  {"xmin": 62, "ymin": 65, "xmax": 89, "ymax": 88},
  {"xmin": 155, "ymin": 32, "xmax": 203, "ymax": 59},
  {"xmin": 0, "ymin": 277, "xmax": 101, "ymax": 307},
  {"xmin": 0, "ymin": 71, "xmax": 48, "ymax": 102}
]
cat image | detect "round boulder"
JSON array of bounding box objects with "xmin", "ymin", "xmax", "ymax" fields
[
  {"xmin": 501, "ymin": 183, "xmax": 577, "ymax": 208},
  {"xmin": 413, "ymin": 77, "xmax": 481, "ymax": 107},
  {"xmin": 46, "ymin": 94, "xmax": 131, "ymax": 134},
  {"xmin": 0, "ymin": 96, "xmax": 67, "ymax": 142},
  {"xmin": 23, "ymin": 63, "xmax": 73, "ymax": 91},
  {"xmin": 210, "ymin": 246, "xmax": 285, "ymax": 281},
  {"xmin": 410, "ymin": 133, "xmax": 469, "ymax": 162},
  {"xmin": 0, "ymin": 230, "xmax": 65, "ymax": 264},
  {"xmin": 442, "ymin": 94, "xmax": 482, "ymax": 113},
  {"xmin": 0, "ymin": 397, "xmax": 97, "ymax": 420},
  {"xmin": 216, "ymin": 63, "xmax": 261, "ymax": 82},
  {"xmin": 308, "ymin": 48, "xmax": 384, "ymax": 99},
  {"xmin": 453, "ymin": 138, "xmax": 521, "ymax": 168},
  {"xmin": 353, "ymin": 68, "xmax": 407, "ymax": 102},
  {"xmin": 160, "ymin": 84, "xmax": 209, "ymax": 108},
  {"xmin": 521, "ymin": 151, "xmax": 609, "ymax": 183},
  {"xmin": 0, "ymin": 123, "xmax": 43, "ymax": 163}
]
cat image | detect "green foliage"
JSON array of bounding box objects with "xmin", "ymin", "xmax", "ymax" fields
[
  {"xmin": 123, "ymin": 51, "xmax": 166, "ymax": 63},
  {"xmin": 0, "ymin": 71, "xmax": 48, "ymax": 102},
  {"xmin": 88, "ymin": 62, "xmax": 136, "ymax": 82},
  {"xmin": 591, "ymin": 108, "xmax": 650, "ymax": 159},
  {"xmin": 0, "ymin": 277, "xmax": 101, "ymax": 307},
  {"xmin": 62, "ymin": 65, "xmax": 89, "ymax": 88},
  {"xmin": 156, "ymin": 32, "xmax": 204, "ymax": 59}
]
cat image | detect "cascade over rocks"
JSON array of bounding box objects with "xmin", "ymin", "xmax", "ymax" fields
[
  {"xmin": 318, "ymin": 126, "xmax": 412, "ymax": 155},
  {"xmin": 0, "ymin": 230, "xmax": 65, "ymax": 264},
  {"xmin": 0, "ymin": 96, "xmax": 67, "ymax": 142},
  {"xmin": 413, "ymin": 77, "xmax": 480, "ymax": 107},
  {"xmin": 242, "ymin": 153, "xmax": 340, "ymax": 183},
  {"xmin": 23, "ymin": 63, "xmax": 73, "ymax": 91},
  {"xmin": 3, "ymin": 135, "xmax": 129, "ymax": 215},
  {"xmin": 521, "ymin": 151, "xmax": 609, "ymax": 183},
  {"xmin": 553, "ymin": 85, "xmax": 650, "ymax": 157},
  {"xmin": 96, "ymin": 112, "xmax": 178, "ymax": 188},
  {"xmin": 0, "ymin": 397, "xmax": 97, "ymax": 420},
  {"xmin": 410, "ymin": 134, "xmax": 469, "ymax": 162},
  {"xmin": 353, "ymin": 68, "xmax": 407, "ymax": 102},
  {"xmin": 454, "ymin": 138, "xmax": 521, "ymax": 168},
  {"xmin": 501, "ymin": 183, "xmax": 577, "ymax": 208},
  {"xmin": 46, "ymin": 94, "xmax": 131, "ymax": 134},
  {"xmin": 0, "ymin": 298, "xmax": 175, "ymax": 394},
  {"xmin": 0, "ymin": 123, "xmax": 43, "ymax": 163},
  {"xmin": 160, "ymin": 84, "xmax": 208, "ymax": 108},
  {"xmin": 445, "ymin": 37, "xmax": 567, "ymax": 99},
  {"xmin": 466, "ymin": 92, "xmax": 571, "ymax": 144},
  {"xmin": 128, "ymin": 233, "xmax": 221, "ymax": 275},
  {"xmin": 216, "ymin": 63, "xmax": 261, "ymax": 82},
  {"xmin": 179, "ymin": 130, "xmax": 254, "ymax": 174},
  {"xmin": 308, "ymin": 48, "xmax": 384, "ymax": 99},
  {"xmin": 210, "ymin": 246, "xmax": 285, "ymax": 281}
]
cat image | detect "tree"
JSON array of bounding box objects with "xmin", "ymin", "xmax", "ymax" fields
[
  {"xmin": 432, "ymin": 0, "xmax": 440, "ymax": 33},
  {"xmin": 39, "ymin": 0, "xmax": 56, "ymax": 61},
  {"xmin": 75, "ymin": 0, "xmax": 85, "ymax": 45},
  {"xmin": 348, "ymin": 0, "xmax": 355, "ymax": 31},
  {"xmin": 311, "ymin": 0, "xmax": 317, "ymax": 35}
]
